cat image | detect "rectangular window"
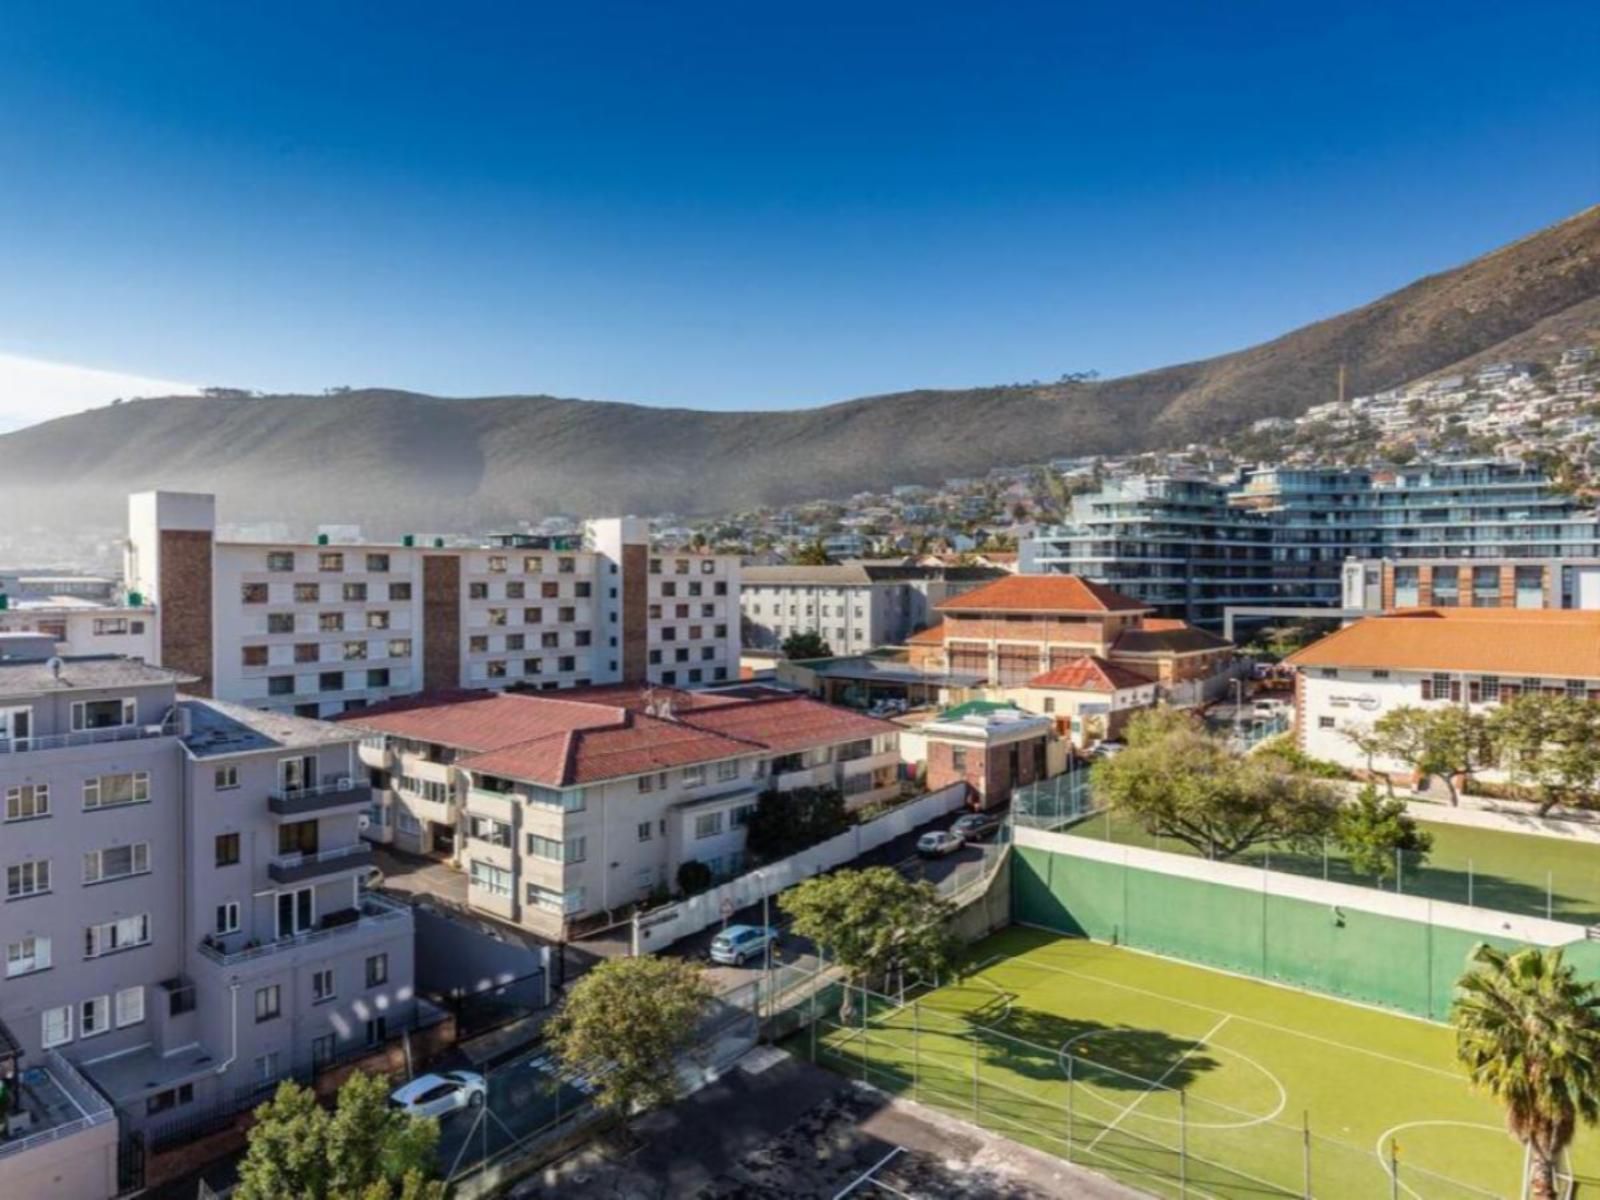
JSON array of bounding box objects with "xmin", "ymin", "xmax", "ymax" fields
[
  {"xmin": 255, "ymin": 984, "xmax": 281, "ymax": 1022},
  {"xmin": 268, "ymin": 612, "xmax": 296, "ymax": 634},
  {"xmin": 81, "ymin": 995, "xmax": 111, "ymax": 1039},
  {"xmin": 524, "ymin": 555, "xmax": 543, "ymax": 573},
  {"xmin": 145, "ymin": 1084, "xmax": 193, "ymax": 1115},
  {"xmin": 115, "ymin": 985, "xmax": 145, "ymax": 1027},
  {"xmin": 84, "ymin": 913, "xmax": 150, "ymax": 958},
  {"xmin": 716, "ymin": 760, "xmax": 740, "ymax": 781},
  {"xmin": 6, "ymin": 858, "xmax": 50, "ymax": 898},
  {"xmin": 41, "ymin": 1005, "xmax": 72, "ymax": 1048},
  {"xmin": 343, "ymin": 640, "xmax": 368, "ymax": 660},
  {"xmin": 6, "ymin": 936, "xmax": 50, "ymax": 977},
  {"xmin": 71, "ymin": 697, "xmax": 135, "ymax": 731},
  {"xmin": 343, "ymin": 582, "xmax": 367, "ymax": 602},
  {"xmin": 366, "ymin": 610, "xmax": 390, "ymax": 630},
  {"xmin": 694, "ymin": 812, "xmax": 724, "ymax": 839},
  {"xmin": 294, "ymin": 581, "xmax": 323, "ymax": 605},
  {"xmin": 215, "ymin": 901, "xmax": 241, "ymax": 935},
  {"xmin": 506, "ymin": 581, "xmax": 525, "ymax": 599},
  {"xmin": 319, "ymin": 552, "xmax": 344, "ymax": 572},
  {"xmin": 83, "ymin": 842, "xmax": 150, "ymax": 884},
  {"xmin": 241, "ymin": 644, "xmax": 268, "ymax": 667},
  {"xmin": 367, "ymin": 553, "xmax": 391, "ymax": 572},
  {"xmin": 84, "ymin": 772, "xmax": 149, "ymax": 810},
  {"xmin": 389, "ymin": 581, "xmax": 412, "ymax": 601},
  {"xmin": 319, "ymin": 671, "xmax": 344, "ymax": 692},
  {"xmin": 312, "ymin": 1033, "xmax": 336, "ymax": 1068},
  {"xmin": 366, "ymin": 1016, "xmax": 387, "ymax": 1047},
  {"xmin": 266, "ymin": 551, "xmax": 295, "ymax": 572},
  {"xmin": 387, "ymin": 638, "xmax": 412, "ymax": 658},
  {"xmin": 312, "ymin": 968, "xmax": 335, "ymax": 1002},
  {"xmin": 241, "ymin": 582, "xmax": 268, "ymax": 604},
  {"xmin": 5, "ymin": 783, "xmax": 49, "ymax": 821},
  {"xmin": 268, "ymin": 675, "xmax": 294, "ymax": 696},
  {"xmin": 366, "ymin": 953, "xmax": 389, "ymax": 987},
  {"xmin": 1319, "ymin": 716, "xmax": 1336, "ymax": 729},
  {"xmin": 214, "ymin": 765, "xmax": 239, "ymax": 790},
  {"xmin": 637, "ymin": 820, "xmax": 652, "ymax": 842},
  {"xmin": 682, "ymin": 764, "xmax": 706, "ymax": 788},
  {"xmin": 215, "ymin": 832, "xmax": 241, "ymax": 867}
]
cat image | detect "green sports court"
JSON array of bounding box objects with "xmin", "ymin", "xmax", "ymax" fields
[{"xmin": 807, "ymin": 925, "xmax": 1600, "ymax": 1198}]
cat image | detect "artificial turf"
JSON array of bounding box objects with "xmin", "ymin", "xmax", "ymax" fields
[
  {"xmin": 806, "ymin": 926, "xmax": 1599, "ymax": 1199},
  {"xmin": 1064, "ymin": 805, "xmax": 1600, "ymax": 926}
]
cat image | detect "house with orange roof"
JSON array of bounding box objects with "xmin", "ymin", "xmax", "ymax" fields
[
  {"xmin": 1286, "ymin": 607, "xmax": 1600, "ymax": 773},
  {"xmin": 343, "ymin": 684, "xmax": 901, "ymax": 936}
]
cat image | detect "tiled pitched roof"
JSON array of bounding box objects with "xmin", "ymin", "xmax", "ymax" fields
[
  {"xmin": 933, "ymin": 574, "xmax": 1148, "ymax": 614},
  {"xmin": 905, "ymin": 626, "xmax": 946, "ymax": 646},
  {"xmin": 1285, "ymin": 608, "xmax": 1600, "ymax": 678},
  {"xmin": 1028, "ymin": 656, "xmax": 1151, "ymax": 692},
  {"xmin": 681, "ymin": 694, "xmax": 898, "ymax": 755},
  {"xmin": 1113, "ymin": 625, "xmax": 1233, "ymax": 655},
  {"xmin": 340, "ymin": 690, "xmax": 619, "ymax": 753}
]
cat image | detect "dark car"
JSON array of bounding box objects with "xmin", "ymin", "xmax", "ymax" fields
[{"xmin": 951, "ymin": 811, "xmax": 1002, "ymax": 842}]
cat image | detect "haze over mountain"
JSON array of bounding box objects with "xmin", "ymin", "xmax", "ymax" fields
[{"xmin": 3, "ymin": 205, "xmax": 1597, "ymax": 539}]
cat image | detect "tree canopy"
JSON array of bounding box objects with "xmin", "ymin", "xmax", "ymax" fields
[
  {"xmin": 1091, "ymin": 707, "xmax": 1340, "ymax": 860},
  {"xmin": 1332, "ymin": 783, "xmax": 1432, "ymax": 882},
  {"xmin": 236, "ymin": 1072, "xmax": 443, "ymax": 1200},
  {"xmin": 743, "ymin": 785, "xmax": 849, "ymax": 863},
  {"xmin": 781, "ymin": 629, "xmax": 834, "ymax": 660},
  {"xmin": 546, "ymin": 955, "xmax": 712, "ymax": 1115},
  {"xmin": 780, "ymin": 867, "xmax": 955, "ymax": 1018},
  {"xmin": 1370, "ymin": 704, "xmax": 1491, "ymax": 806},
  {"xmin": 1489, "ymin": 693, "xmax": 1600, "ymax": 815},
  {"xmin": 791, "ymin": 540, "xmax": 833, "ymax": 566}
]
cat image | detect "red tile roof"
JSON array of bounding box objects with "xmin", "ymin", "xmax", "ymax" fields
[
  {"xmin": 934, "ymin": 574, "xmax": 1149, "ymax": 614},
  {"xmin": 905, "ymin": 626, "xmax": 946, "ymax": 646},
  {"xmin": 1285, "ymin": 608, "xmax": 1600, "ymax": 677},
  {"xmin": 1027, "ymin": 656, "xmax": 1151, "ymax": 692},
  {"xmin": 343, "ymin": 686, "xmax": 897, "ymax": 786}
]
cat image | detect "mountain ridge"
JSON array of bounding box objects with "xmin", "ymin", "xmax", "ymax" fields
[{"xmin": 3, "ymin": 205, "xmax": 1597, "ymax": 536}]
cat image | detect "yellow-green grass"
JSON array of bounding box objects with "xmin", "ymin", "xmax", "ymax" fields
[
  {"xmin": 1065, "ymin": 807, "xmax": 1600, "ymax": 925},
  {"xmin": 806, "ymin": 927, "xmax": 1600, "ymax": 1199}
]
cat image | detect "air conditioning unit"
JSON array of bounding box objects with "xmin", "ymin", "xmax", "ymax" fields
[
  {"xmin": 338, "ymin": 776, "xmax": 353, "ymax": 790},
  {"xmin": 358, "ymin": 814, "xmax": 372, "ymax": 830}
]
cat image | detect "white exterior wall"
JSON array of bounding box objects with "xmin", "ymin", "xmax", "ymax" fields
[
  {"xmin": 646, "ymin": 553, "xmax": 738, "ymax": 687},
  {"xmin": 1299, "ymin": 668, "xmax": 1434, "ymax": 771},
  {"xmin": 458, "ymin": 547, "xmax": 604, "ymax": 689},
  {"xmin": 0, "ymin": 606, "xmax": 159, "ymax": 661}
]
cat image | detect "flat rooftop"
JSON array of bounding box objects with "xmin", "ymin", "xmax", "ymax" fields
[
  {"xmin": 179, "ymin": 694, "xmax": 358, "ymax": 758},
  {"xmin": 0, "ymin": 654, "xmax": 193, "ymax": 700}
]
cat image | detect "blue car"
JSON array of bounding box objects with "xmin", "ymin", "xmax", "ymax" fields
[{"xmin": 710, "ymin": 924, "xmax": 778, "ymax": 966}]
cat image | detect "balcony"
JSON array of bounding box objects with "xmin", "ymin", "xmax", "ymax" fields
[
  {"xmin": 267, "ymin": 841, "xmax": 374, "ymax": 885},
  {"xmin": 0, "ymin": 1048, "xmax": 115, "ymax": 1165},
  {"xmin": 0, "ymin": 718, "xmax": 176, "ymax": 756},
  {"xmin": 196, "ymin": 893, "xmax": 411, "ymax": 967},
  {"xmin": 269, "ymin": 775, "xmax": 372, "ymax": 818}
]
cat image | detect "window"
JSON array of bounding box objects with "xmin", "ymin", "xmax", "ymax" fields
[
  {"xmin": 312, "ymin": 1033, "xmax": 336, "ymax": 1068},
  {"xmin": 83, "ymin": 842, "xmax": 150, "ymax": 883},
  {"xmin": 367, "ymin": 668, "xmax": 391, "ymax": 688},
  {"xmin": 145, "ymin": 1084, "xmax": 194, "ymax": 1115},
  {"xmin": 366, "ymin": 610, "xmax": 390, "ymax": 630},
  {"xmin": 41, "ymin": 1005, "xmax": 72, "ymax": 1048},
  {"xmin": 694, "ymin": 812, "xmax": 724, "ymax": 839},
  {"xmin": 6, "ymin": 858, "xmax": 49, "ymax": 898},
  {"xmin": 215, "ymin": 832, "xmax": 241, "ymax": 867},
  {"xmin": 951, "ymin": 748, "xmax": 968, "ymax": 771},
  {"xmin": 319, "ymin": 552, "xmax": 344, "ymax": 572},
  {"xmin": 343, "ymin": 582, "xmax": 367, "ymax": 602},
  {"xmin": 487, "ymin": 555, "xmax": 508, "ymax": 573},
  {"xmin": 84, "ymin": 772, "xmax": 149, "ymax": 810},
  {"xmin": 344, "ymin": 640, "xmax": 367, "ymax": 660},
  {"xmin": 471, "ymin": 860, "xmax": 513, "ymax": 896},
  {"xmin": 675, "ymin": 559, "xmax": 690, "ymax": 575},
  {"xmin": 312, "ymin": 968, "xmax": 335, "ymax": 1002},
  {"xmin": 637, "ymin": 773, "xmax": 655, "ymax": 794},
  {"xmin": 81, "ymin": 995, "xmax": 111, "ymax": 1039},
  {"xmin": 526, "ymin": 883, "xmax": 585, "ymax": 914},
  {"xmin": 559, "ymin": 655, "xmax": 575, "ymax": 672},
  {"xmin": 255, "ymin": 984, "xmax": 281, "ymax": 1022},
  {"xmin": 269, "ymin": 612, "xmax": 296, "ymax": 634},
  {"xmin": 526, "ymin": 834, "xmax": 562, "ymax": 861},
  {"xmin": 240, "ymin": 644, "xmax": 268, "ymax": 667},
  {"xmin": 6, "ymin": 936, "xmax": 50, "ymax": 977},
  {"xmin": 215, "ymin": 901, "xmax": 241, "ymax": 935},
  {"xmin": 366, "ymin": 1016, "xmax": 388, "ymax": 1047},
  {"xmin": 469, "ymin": 582, "xmax": 489, "ymax": 600},
  {"xmin": 115, "ymin": 985, "xmax": 144, "ymax": 1027},
  {"xmin": 84, "ymin": 914, "xmax": 150, "ymax": 958},
  {"xmin": 320, "ymin": 612, "xmax": 344, "ymax": 632},
  {"xmin": 366, "ymin": 953, "xmax": 389, "ymax": 987},
  {"xmin": 1481, "ymin": 676, "xmax": 1501, "ymax": 703},
  {"xmin": 506, "ymin": 633, "xmax": 525, "ymax": 650},
  {"xmin": 267, "ymin": 551, "xmax": 295, "ymax": 572},
  {"xmin": 5, "ymin": 784, "xmax": 49, "ymax": 821},
  {"xmin": 733, "ymin": 804, "xmax": 757, "ymax": 827},
  {"xmin": 523, "ymin": 606, "xmax": 543, "ymax": 624},
  {"xmin": 319, "ymin": 671, "xmax": 344, "ymax": 692},
  {"xmin": 469, "ymin": 635, "xmax": 490, "ymax": 653},
  {"xmin": 524, "ymin": 555, "xmax": 543, "ymax": 573},
  {"xmin": 254, "ymin": 1052, "xmax": 281, "ymax": 1085},
  {"xmin": 297, "ymin": 643, "xmax": 321, "ymax": 664},
  {"xmin": 637, "ymin": 821, "xmax": 652, "ymax": 842},
  {"xmin": 505, "ymin": 580, "xmax": 526, "ymax": 599},
  {"xmin": 682, "ymin": 764, "xmax": 706, "ymax": 788},
  {"xmin": 1319, "ymin": 716, "xmax": 1336, "ymax": 729},
  {"xmin": 541, "ymin": 581, "xmax": 560, "ymax": 599},
  {"xmin": 214, "ymin": 765, "xmax": 239, "ymax": 790},
  {"xmin": 565, "ymin": 836, "xmax": 587, "ymax": 863},
  {"xmin": 295, "ymin": 582, "xmax": 320, "ymax": 603},
  {"xmin": 72, "ymin": 697, "xmax": 135, "ymax": 731},
  {"xmin": 367, "ymin": 553, "xmax": 391, "ymax": 572},
  {"xmin": 268, "ymin": 675, "xmax": 294, "ymax": 696},
  {"xmin": 241, "ymin": 582, "xmax": 268, "ymax": 604},
  {"xmin": 469, "ymin": 816, "xmax": 512, "ymax": 847},
  {"xmin": 388, "ymin": 637, "xmax": 412, "ymax": 657},
  {"xmin": 558, "ymin": 557, "xmax": 575, "ymax": 574},
  {"xmin": 486, "ymin": 660, "xmax": 507, "ymax": 678},
  {"xmin": 389, "ymin": 581, "xmax": 412, "ymax": 601}
]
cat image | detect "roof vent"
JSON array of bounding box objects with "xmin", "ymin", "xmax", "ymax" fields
[{"xmin": 47, "ymin": 656, "xmax": 64, "ymax": 679}]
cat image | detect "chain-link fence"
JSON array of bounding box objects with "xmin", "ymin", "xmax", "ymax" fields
[{"xmin": 795, "ymin": 981, "xmax": 1520, "ymax": 1200}]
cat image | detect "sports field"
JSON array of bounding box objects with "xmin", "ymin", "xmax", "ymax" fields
[
  {"xmin": 1066, "ymin": 806, "xmax": 1600, "ymax": 925},
  {"xmin": 807, "ymin": 926, "xmax": 1600, "ymax": 1199}
]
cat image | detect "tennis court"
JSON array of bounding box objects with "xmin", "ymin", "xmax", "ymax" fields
[{"xmin": 805, "ymin": 926, "xmax": 1600, "ymax": 1198}]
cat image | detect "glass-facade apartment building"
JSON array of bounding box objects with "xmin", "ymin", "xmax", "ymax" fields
[{"xmin": 1023, "ymin": 461, "xmax": 1600, "ymax": 628}]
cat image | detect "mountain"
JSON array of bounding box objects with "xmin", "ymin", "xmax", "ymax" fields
[{"xmin": 3, "ymin": 206, "xmax": 1598, "ymax": 537}]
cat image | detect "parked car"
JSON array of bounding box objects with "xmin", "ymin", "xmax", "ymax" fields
[
  {"xmin": 358, "ymin": 864, "xmax": 385, "ymax": 892},
  {"xmin": 389, "ymin": 1071, "xmax": 485, "ymax": 1119},
  {"xmin": 917, "ymin": 830, "xmax": 965, "ymax": 857},
  {"xmin": 709, "ymin": 924, "xmax": 779, "ymax": 966},
  {"xmin": 951, "ymin": 811, "xmax": 1002, "ymax": 842},
  {"xmin": 1092, "ymin": 740, "xmax": 1126, "ymax": 758}
]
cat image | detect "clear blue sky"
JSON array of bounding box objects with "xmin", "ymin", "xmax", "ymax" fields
[{"xmin": 0, "ymin": 0, "xmax": 1595, "ymax": 416}]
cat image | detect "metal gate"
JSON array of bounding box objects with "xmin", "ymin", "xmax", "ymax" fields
[{"xmin": 116, "ymin": 1128, "xmax": 145, "ymax": 1194}]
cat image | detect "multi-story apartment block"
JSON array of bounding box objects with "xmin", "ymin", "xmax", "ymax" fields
[
  {"xmin": 1025, "ymin": 460, "xmax": 1600, "ymax": 629},
  {"xmin": 345, "ymin": 685, "xmax": 901, "ymax": 927},
  {"xmin": 740, "ymin": 563, "xmax": 1004, "ymax": 654},
  {"xmin": 0, "ymin": 599, "xmax": 157, "ymax": 662},
  {"xmin": 123, "ymin": 491, "xmax": 740, "ymax": 717},
  {"xmin": 0, "ymin": 647, "xmax": 415, "ymax": 1198}
]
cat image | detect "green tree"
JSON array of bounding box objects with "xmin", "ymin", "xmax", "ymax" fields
[
  {"xmin": 236, "ymin": 1073, "xmax": 444, "ymax": 1200},
  {"xmin": 676, "ymin": 859, "xmax": 712, "ymax": 895},
  {"xmin": 1490, "ymin": 694, "xmax": 1600, "ymax": 815},
  {"xmin": 1332, "ymin": 784, "xmax": 1433, "ymax": 883},
  {"xmin": 781, "ymin": 630, "xmax": 834, "ymax": 659},
  {"xmin": 744, "ymin": 786, "xmax": 849, "ymax": 863},
  {"xmin": 1372, "ymin": 704, "xmax": 1490, "ymax": 806},
  {"xmin": 1452, "ymin": 944, "xmax": 1600, "ymax": 1199},
  {"xmin": 1341, "ymin": 724, "xmax": 1394, "ymax": 794},
  {"xmin": 792, "ymin": 539, "xmax": 833, "ymax": 566},
  {"xmin": 1091, "ymin": 708, "xmax": 1339, "ymax": 860},
  {"xmin": 780, "ymin": 867, "xmax": 955, "ymax": 1019},
  {"xmin": 546, "ymin": 956, "xmax": 712, "ymax": 1116}
]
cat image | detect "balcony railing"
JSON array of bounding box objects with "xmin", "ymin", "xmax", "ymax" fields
[
  {"xmin": 0, "ymin": 719, "xmax": 177, "ymax": 756},
  {"xmin": 0, "ymin": 1051, "xmax": 115, "ymax": 1161},
  {"xmin": 196, "ymin": 893, "xmax": 410, "ymax": 967},
  {"xmin": 268, "ymin": 775, "xmax": 371, "ymax": 817},
  {"xmin": 267, "ymin": 842, "xmax": 374, "ymax": 885}
]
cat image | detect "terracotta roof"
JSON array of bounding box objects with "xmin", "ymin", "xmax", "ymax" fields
[
  {"xmin": 1028, "ymin": 656, "xmax": 1152, "ymax": 692},
  {"xmin": 1285, "ymin": 608, "xmax": 1600, "ymax": 678},
  {"xmin": 933, "ymin": 574, "xmax": 1148, "ymax": 614},
  {"xmin": 905, "ymin": 626, "xmax": 946, "ymax": 646},
  {"xmin": 1113, "ymin": 625, "xmax": 1233, "ymax": 655},
  {"xmin": 343, "ymin": 686, "xmax": 896, "ymax": 786},
  {"xmin": 1142, "ymin": 618, "xmax": 1191, "ymax": 631}
]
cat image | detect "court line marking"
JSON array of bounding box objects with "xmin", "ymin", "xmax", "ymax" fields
[
  {"xmin": 1372, "ymin": 1121, "xmax": 1508, "ymax": 1200},
  {"xmin": 980, "ymin": 949, "xmax": 1465, "ymax": 1083},
  {"xmin": 1056, "ymin": 1028, "xmax": 1289, "ymax": 1131},
  {"xmin": 1084, "ymin": 1015, "xmax": 1230, "ymax": 1154}
]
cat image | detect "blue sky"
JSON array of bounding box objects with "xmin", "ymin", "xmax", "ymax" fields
[{"xmin": 0, "ymin": 0, "xmax": 1595, "ymax": 426}]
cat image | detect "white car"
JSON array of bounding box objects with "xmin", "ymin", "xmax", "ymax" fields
[
  {"xmin": 389, "ymin": 1071, "xmax": 485, "ymax": 1119},
  {"xmin": 917, "ymin": 830, "xmax": 964, "ymax": 858}
]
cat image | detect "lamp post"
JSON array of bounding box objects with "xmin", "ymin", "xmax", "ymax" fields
[{"xmin": 1232, "ymin": 677, "xmax": 1245, "ymax": 742}]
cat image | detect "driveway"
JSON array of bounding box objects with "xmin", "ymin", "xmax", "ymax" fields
[{"xmin": 372, "ymin": 844, "xmax": 469, "ymax": 906}]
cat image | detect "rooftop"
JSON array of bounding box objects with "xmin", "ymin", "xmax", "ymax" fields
[
  {"xmin": 179, "ymin": 695, "xmax": 359, "ymax": 759},
  {"xmin": 1112, "ymin": 624, "xmax": 1233, "ymax": 655},
  {"xmin": 933, "ymin": 574, "xmax": 1150, "ymax": 615},
  {"xmin": 1028, "ymin": 656, "xmax": 1152, "ymax": 692},
  {"xmin": 1286, "ymin": 608, "xmax": 1600, "ymax": 678},
  {"xmin": 0, "ymin": 654, "xmax": 193, "ymax": 700}
]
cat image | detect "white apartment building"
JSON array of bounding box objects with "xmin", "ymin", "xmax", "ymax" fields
[
  {"xmin": 123, "ymin": 491, "xmax": 740, "ymax": 717},
  {"xmin": 345, "ymin": 684, "xmax": 901, "ymax": 930},
  {"xmin": 0, "ymin": 598, "xmax": 158, "ymax": 662}
]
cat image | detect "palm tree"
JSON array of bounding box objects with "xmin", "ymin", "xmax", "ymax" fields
[{"xmin": 1451, "ymin": 944, "xmax": 1600, "ymax": 1199}]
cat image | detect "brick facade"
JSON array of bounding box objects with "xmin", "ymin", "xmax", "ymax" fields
[
  {"xmin": 620, "ymin": 542, "xmax": 649, "ymax": 682},
  {"xmin": 924, "ymin": 735, "xmax": 1045, "ymax": 806},
  {"xmin": 421, "ymin": 555, "xmax": 461, "ymax": 691},
  {"xmin": 158, "ymin": 528, "xmax": 214, "ymax": 696}
]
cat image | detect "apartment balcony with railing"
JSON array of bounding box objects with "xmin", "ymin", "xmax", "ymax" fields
[
  {"xmin": 0, "ymin": 1045, "xmax": 116, "ymax": 1175},
  {"xmin": 268, "ymin": 773, "xmax": 372, "ymax": 818},
  {"xmin": 267, "ymin": 840, "xmax": 374, "ymax": 885},
  {"xmin": 195, "ymin": 892, "xmax": 410, "ymax": 967},
  {"xmin": 0, "ymin": 716, "xmax": 177, "ymax": 756}
]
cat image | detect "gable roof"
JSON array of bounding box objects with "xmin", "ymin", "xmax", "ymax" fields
[
  {"xmin": 933, "ymin": 574, "xmax": 1148, "ymax": 614},
  {"xmin": 1028, "ymin": 656, "xmax": 1151, "ymax": 692},
  {"xmin": 905, "ymin": 625, "xmax": 946, "ymax": 646},
  {"xmin": 1112, "ymin": 624, "xmax": 1233, "ymax": 656},
  {"xmin": 1285, "ymin": 608, "xmax": 1600, "ymax": 678}
]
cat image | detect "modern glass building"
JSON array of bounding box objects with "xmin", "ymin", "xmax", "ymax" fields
[{"xmin": 1024, "ymin": 461, "xmax": 1600, "ymax": 628}]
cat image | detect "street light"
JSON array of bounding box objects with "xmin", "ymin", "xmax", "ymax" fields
[{"xmin": 1232, "ymin": 677, "xmax": 1245, "ymax": 741}]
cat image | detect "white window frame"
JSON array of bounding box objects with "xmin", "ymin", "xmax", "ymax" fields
[
  {"xmin": 80, "ymin": 995, "xmax": 111, "ymax": 1039},
  {"xmin": 312, "ymin": 967, "xmax": 336, "ymax": 1003},
  {"xmin": 83, "ymin": 842, "xmax": 150, "ymax": 884},
  {"xmin": 41, "ymin": 1005, "xmax": 72, "ymax": 1048},
  {"xmin": 6, "ymin": 935, "xmax": 50, "ymax": 977},
  {"xmin": 6, "ymin": 858, "xmax": 50, "ymax": 898},
  {"xmin": 70, "ymin": 697, "xmax": 136, "ymax": 732},
  {"xmin": 115, "ymin": 985, "xmax": 145, "ymax": 1028},
  {"xmin": 85, "ymin": 913, "xmax": 151, "ymax": 958},
  {"xmin": 216, "ymin": 901, "xmax": 241, "ymax": 935},
  {"xmin": 5, "ymin": 783, "xmax": 49, "ymax": 821},
  {"xmin": 214, "ymin": 765, "xmax": 240, "ymax": 790},
  {"xmin": 84, "ymin": 771, "xmax": 150, "ymax": 811}
]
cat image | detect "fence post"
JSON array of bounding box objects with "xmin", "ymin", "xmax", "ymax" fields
[
  {"xmin": 912, "ymin": 1000, "xmax": 920, "ymax": 1101},
  {"xmin": 1390, "ymin": 1138, "xmax": 1399, "ymax": 1200},
  {"xmin": 971, "ymin": 1035, "xmax": 980, "ymax": 1117},
  {"xmin": 1178, "ymin": 1090, "xmax": 1188, "ymax": 1199},
  {"xmin": 1302, "ymin": 1111, "xmax": 1311, "ymax": 1199},
  {"xmin": 1548, "ymin": 870, "xmax": 1554, "ymax": 921},
  {"xmin": 1323, "ymin": 837, "xmax": 1329, "ymax": 881},
  {"xmin": 1066, "ymin": 1052, "xmax": 1074, "ymax": 1159},
  {"xmin": 1468, "ymin": 859, "xmax": 1474, "ymax": 907},
  {"xmin": 860, "ymin": 986, "xmax": 869, "ymax": 1082},
  {"xmin": 1396, "ymin": 848, "xmax": 1403, "ymax": 894}
]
